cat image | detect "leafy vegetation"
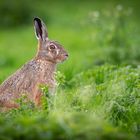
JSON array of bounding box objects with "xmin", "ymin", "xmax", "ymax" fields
[
  {"xmin": 0, "ymin": 65, "xmax": 140, "ymax": 139},
  {"xmin": 0, "ymin": 0, "xmax": 140, "ymax": 139}
]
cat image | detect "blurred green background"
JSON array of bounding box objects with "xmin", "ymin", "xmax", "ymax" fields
[
  {"xmin": 0, "ymin": 0, "xmax": 140, "ymax": 139},
  {"xmin": 0, "ymin": 0, "xmax": 140, "ymax": 82}
]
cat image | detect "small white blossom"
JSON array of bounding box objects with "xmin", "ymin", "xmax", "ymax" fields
[
  {"xmin": 93, "ymin": 11, "xmax": 100, "ymax": 18},
  {"xmin": 116, "ymin": 4, "xmax": 123, "ymax": 11},
  {"xmin": 89, "ymin": 11, "xmax": 100, "ymax": 18}
]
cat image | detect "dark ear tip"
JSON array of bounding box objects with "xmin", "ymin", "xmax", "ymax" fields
[{"xmin": 34, "ymin": 17, "xmax": 42, "ymax": 23}]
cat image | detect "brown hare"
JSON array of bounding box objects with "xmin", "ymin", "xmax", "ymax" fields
[{"xmin": 0, "ymin": 17, "xmax": 68, "ymax": 110}]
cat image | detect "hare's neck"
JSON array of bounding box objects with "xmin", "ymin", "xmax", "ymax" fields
[{"xmin": 43, "ymin": 61, "xmax": 56, "ymax": 74}]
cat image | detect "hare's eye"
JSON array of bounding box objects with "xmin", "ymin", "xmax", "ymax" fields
[{"xmin": 49, "ymin": 45, "xmax": 56, "ymax": 50}]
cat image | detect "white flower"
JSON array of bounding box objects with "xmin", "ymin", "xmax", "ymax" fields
[
  {"xmin": 93, "ymin": 11, "xmax": 100, "ymax": 18},
  {"xmin": 116, "ymin": 4, "xmax": 123, "ymax": 11},
  {"xmin": 89, "ymin": 11, "xmax": 100, "ymax": 18}
]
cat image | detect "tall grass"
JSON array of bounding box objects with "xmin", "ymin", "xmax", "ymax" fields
[{"xmin": 0, "ymin": 65, "xmax": 140, "ymax": 139}]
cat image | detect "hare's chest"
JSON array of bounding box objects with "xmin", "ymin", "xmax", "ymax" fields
[
  {"xmin": 38, "ymin": 66, "xmax": 56, "ymax": 87},
  {"xmin": 39, "ymin": 73, "xmax": 57, "ymax": 95},
  {"xmin": 40, "ymin": 72, "xmax": 56, "ymax": 88}
]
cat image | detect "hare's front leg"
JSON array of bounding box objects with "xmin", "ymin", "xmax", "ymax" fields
[
  {"xmin": 4, "ymin": 102, "xmax": 19, "ymax": 108},
  {"xmin": 0, "ymin": 100, "xmax": 19, "ymax": 111},
  {"xmin": 33, "ymin": 86, "xmax": 43, "ymax": 107}
]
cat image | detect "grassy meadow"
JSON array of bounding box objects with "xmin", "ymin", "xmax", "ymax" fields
[{"xmin": 0, "ymin": 0, "xmax": 140, "ymax": 139}]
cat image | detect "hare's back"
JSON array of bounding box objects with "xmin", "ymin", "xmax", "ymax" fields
[{"xmin": 0, "ymin": 60, "xmax": 40, "ymax": 100}]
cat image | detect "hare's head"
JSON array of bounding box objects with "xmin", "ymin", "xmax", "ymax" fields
[{"xmin": 34, "ymin": 17, "xmax": 68, "ymax": 63}]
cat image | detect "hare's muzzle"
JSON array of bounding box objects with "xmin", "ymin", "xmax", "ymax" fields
[
  {"xmin": 65, "ymin": 54, "xmax": 69, "ymax": 57},
  {"xmin": 60, "ymin": 53, "xmax": 69, "ymax": 62},
  {"xmin": 64, "ymin": 53, "xmax": 69, "ymax": 59},
  {"xmin": 64, "ymin": 53, "xmax": 69, "ymax": 58}
]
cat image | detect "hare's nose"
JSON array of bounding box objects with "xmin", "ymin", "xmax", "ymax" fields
[{"xmin": 65, "ymin": 54, "xmax": 69, "ymax": 57}]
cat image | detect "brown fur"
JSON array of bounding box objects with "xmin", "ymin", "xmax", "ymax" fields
[{"xmin": 0, "ymin": 17, "xmax": 68, "ymax": 110}]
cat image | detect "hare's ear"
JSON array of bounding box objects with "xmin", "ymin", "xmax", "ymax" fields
[{"xmin": 34, "ymin": 17, "xmax": 48, "ymax": 41}]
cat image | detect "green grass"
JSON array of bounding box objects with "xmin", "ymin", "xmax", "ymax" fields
[
  {"xmin": 0, "ymin": 0, "xmax": 140, "ymax": 139},
  {"xmin": 0, "ymin": 65, "xmax": 140, "ymax": 139}
]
